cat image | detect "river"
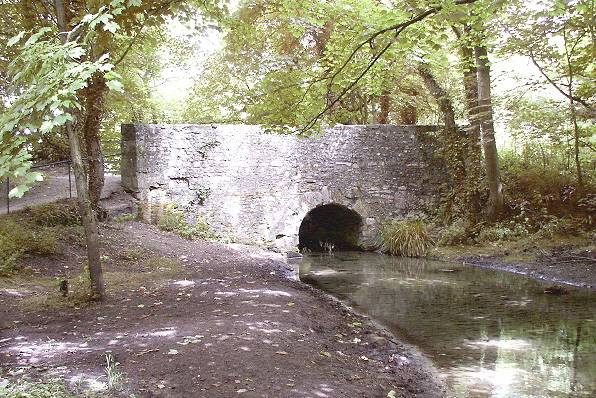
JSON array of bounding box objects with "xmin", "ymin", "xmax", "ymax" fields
[{"xmin": 297, "ymin": 252, "xmax": 596, "ymax": 397}]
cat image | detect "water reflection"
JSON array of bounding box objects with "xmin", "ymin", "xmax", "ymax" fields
[{"xmin": 298, "ymin": 252, "xmax": 596, "ymax": 397}]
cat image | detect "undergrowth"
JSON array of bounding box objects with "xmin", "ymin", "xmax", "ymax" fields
[
  {"xmin": 157, "ymin": 204, "xmax": 216, "ymax": 240},
  {"xmin": 0, "ymin": 378, "xmax": 76, "ymax": 398},
  {"xmin": 0, "ymin": 200, "xmax": 86, "ymax": 277},
  {"xmin": 433, "ymin": 151, "xmax": 594, "ymax": 247}
]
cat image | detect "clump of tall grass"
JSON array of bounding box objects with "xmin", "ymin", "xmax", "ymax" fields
[{"xmin": 379, "ymin": 218, "xmax": 432, "ymax": 257}]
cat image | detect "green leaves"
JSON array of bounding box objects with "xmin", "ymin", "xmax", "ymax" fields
[
  {"xmin": 107, "ymin": 79, "xmax": 124, "ymax": 93},
  {"xmin": 7, "ymin": 32, "xmax": 25, "ymax": 47},
  {"xmin": 0, "ymin": 2, "xmax": 129, "ymax": 195}
]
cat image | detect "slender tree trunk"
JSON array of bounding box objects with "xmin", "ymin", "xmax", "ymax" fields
[
  {"xmin": 457, "ymin": 25, "xmax": 483, "ymax": 219},
  {"xmin": 474, "ymin": 45, "xmax": 503, "ymax": 220},
  {"xmin": 82, "ymin": 73, "xmax": 108, "ymax": 215},
  {"xmin": 66, "ymin": 121, "xmax": 105, "ymax": 299},
  {"xmin": 55, "ymin": 0, "xmax": 104, "ymax": 299},
  {"xmin": 562, "ymin": 27, "xmax": 584, "ymax": 190},
  {"xmin": 417, "ymin": 63, "xmax": 466, "ymax": 184},
  {"xmin": 570, "ymin": 98, "xmax": 583, "ymax": 189}
]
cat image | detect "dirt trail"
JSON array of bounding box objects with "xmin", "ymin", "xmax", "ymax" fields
[
  {"xmin": 0, "ymin": 221, "xmax": 444, "ymax": 397},
  {"xmin": 0, "ymin": 167, "xmax": 122, "ymax": 214}
]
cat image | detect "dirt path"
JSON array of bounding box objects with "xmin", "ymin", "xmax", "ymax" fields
[
  {"xmin": 0, "ymin": 167, "xmax": 122, "ymax": 214},
  {"xmin": 0, "ymin": 221, "xmax": 444, "ymax": 397}
]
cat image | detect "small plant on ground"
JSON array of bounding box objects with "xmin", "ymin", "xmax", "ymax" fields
[
  {"xmin": 379, "ymin": 218, "xmax": 432, "ymax": 257},
  {"xmin": 157, "ymin": 204, "xmax": 216, "ymax": 240},
  {"xmin": 105, "ymin": 353, "xmax": 125, "ymax": 391},
  {"xmin": 0, "ymin": 378, "xmax": 76, "ymax": 398}
]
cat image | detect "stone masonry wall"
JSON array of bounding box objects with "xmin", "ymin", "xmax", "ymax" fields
[{"xmin": 121, "ymin": 124, "xmax": 446, "ymax": 251}]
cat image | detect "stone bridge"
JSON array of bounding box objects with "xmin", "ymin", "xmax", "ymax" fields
[{"xmin": 121, "ymin": 124, "xmax": 445, "ymax": 252}]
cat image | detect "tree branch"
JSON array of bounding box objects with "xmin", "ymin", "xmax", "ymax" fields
[
  {"xmin": 528, "ymin": 49, "xmax": 593, "ymax": 111},
  {"xmin": 299, "ymin": 0, "xmax": 479, "ymax": 133}
]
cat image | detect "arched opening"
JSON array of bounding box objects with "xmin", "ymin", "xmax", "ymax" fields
[{"xmin": 298, "ymin": 204, "xmax": 362, "ymax": 251}]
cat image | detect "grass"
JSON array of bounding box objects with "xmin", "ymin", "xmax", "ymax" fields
[
  {"xmin": 19, "ymin": 256, "xmax": 182, "ymax": 311},
  {"xmin": 104, "ymin": 354, "xmax": 125, "ymax": 391},
  {"xmin": 0, "ymin": 201, "xmax": 88, "ymax": 277},
  {"xmin": 157, "ymin": 204, "xmax": 216, "ymax": 240},
  {"xmin": 0, "ymin": 378, "xmax": 77, "ymax": 398},
  {"xmin": 431, "ymin": 233, "xmax": 594, "ymax": 261},
  {"xmin": 28, "ymin": 200, "xmax": 81, "ymax": 227},
  {"xmin": 120, "ymin": 248, "xmax": 144, "ymax": 261},
  {"xmin": 379, "ymin": 218, "xmax": 432, "ymax": 257}
]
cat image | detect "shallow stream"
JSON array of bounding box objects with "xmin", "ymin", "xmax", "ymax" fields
[{"xmin": 298, "ymin": 252, "xmax": 595, "ymax": 397}]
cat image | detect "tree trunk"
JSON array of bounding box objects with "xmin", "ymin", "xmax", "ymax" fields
[
  {"xmin": 55, "ymin": 0, "xmax": 104, "ymax": 300},
  {"xmin": 457, "ymin": 25, "xmax": 483, "ymax": 219},
  {"xmin": 66, "ymin": 121, "xmax": 105, "ymax": 299},
  {"xmin": 474, "ymin": 45, "xmax": 503, "ymax": 220},
  {"xmin": 82, "ymin": 73, "xmax": 108, "ymax": 215},
  {"xmin": 416, "ymin": 63, "xmax": 466, "ymax": 183},
  {"xmin": 377, "ymin": 91, "xmax": 390, "ymax": 123}
]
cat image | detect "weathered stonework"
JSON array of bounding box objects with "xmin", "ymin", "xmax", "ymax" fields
[{"xmin": 121, "ymin": 124, "xmax": 445, "ymax": 251}]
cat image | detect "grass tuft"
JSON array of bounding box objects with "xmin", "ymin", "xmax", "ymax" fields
[
  {"xmin": 379, "ymin": 218, "xmax": 432, "ymax": 257},
  {"xmin": 104, "ymin": 353, "xmax": 125, "ymax": 391}
]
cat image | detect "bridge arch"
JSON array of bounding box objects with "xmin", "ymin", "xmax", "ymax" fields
[{"xmin": 298, "ymin": 203, "xmax": 362, "ymax": 251}]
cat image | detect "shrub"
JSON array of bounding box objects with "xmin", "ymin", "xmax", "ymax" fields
[
  {"xmin": 157, "ymin": 204, "xmax": 186, "ymax": 232},
  {"xmin": 436, "ymin": 218, "xmax": 474, "ymax": 246},
  {"xmin": 29, "ymin": 200, "xmax": 81, "ymax": 227},
  {"xmin": 534, "ymin": 217, "xmax": 583, "ymax": 239},
  {"xmin": 157, "ymin": 204, "xmax": 216, "ymax": 240},
  {"xmin": 475, "ymin": 223, "xmax": 527, "ymax": 243},
  {"xmin": 379, "ymin": 218, "xmax": 432, "ymax": 257},
  {"xmin": 27, "ymin": 229, "xmax": 59, "ymax": 256},
  {"xmin": 0, "ymin": 250, "xmax": 22, "ymax": 277}
]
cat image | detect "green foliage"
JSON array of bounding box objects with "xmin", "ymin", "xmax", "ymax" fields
[
  {"xmin": 500, "ymin": 149, "xmax": 595, "ymax": 222},
  {"xmin": 105, "ymin": 353, "xmax": 125, "ymax": 391},
  {"xmin": 28, "ymin": 200, "xmax": 81, "ymax": 227},
  {"xmin": 379, "ymin": 218, "xmax": 432, "ymax": 257},
  {"xmin": 0, "ymin": 218, "xmax": 60, "ymax": 276},
  {"xmin": 183, "ymin": 0, "xmax": 480, "ymax": 130},
  {"xmin": 0, "ymin": 379, "xmax": 76, "ymax": 398},
  {"xmin": 436, "ymin": 218, "xmax": 474, "ymax": 246},
  {"xmin": 475, "ymin": 223, "xmax": 528, "ymax": 243},
  {"xmin": 157, "ymin": 204, "xmax": 216, "ymax": 240},
  {"xmin": 0, "ymin": 2, "xmax": 131, "ymax": 195}
]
